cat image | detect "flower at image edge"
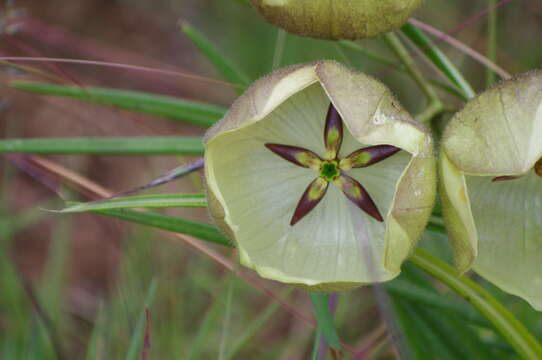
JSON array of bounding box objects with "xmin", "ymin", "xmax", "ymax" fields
[
  {"xmin": 204, "ymin": 61, "xmax": 436, "ymax": 291},
  {"xmin": 440, "ymin": 70, "xmax": 542, "ymax": 310}
]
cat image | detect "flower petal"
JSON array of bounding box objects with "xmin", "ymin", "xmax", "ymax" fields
[
  {"xmin": 206, "ymin": 82, "xmax": 403, "ymax": 286},
  {"xmin": 316, "ymin": 61, "xmax": 436, "ymax": 273},
  {"xmin": 439, "ymin": 151, "xmax": 478, "ymax": 274},
  {"xmin": 324, "ymin": 104, "xmax": 343, "ymax": 159},
  {"xmin": 333, "ymin": 174, "xmax": 383, "ymax": 222},
  {"xmin": 204, "ymin": 63, "xmax": 320, "ymax": 143},
  {"xmin": 442, "ymin": 71, "xmax": 542, "ymax": 175},
  {"xmin": 340, "ymin": 145, "xmax": 401, "ymax": 170},
  {"xmin": 265, "ymin": 143, "xmax": 322, "ymax": 170},
  {"xmin": 467, "ymin": 173, "xmax": 542, "ymax": 310},
  {"xmin": 205, "ymin": 61, "xmax": 436, "ymax": 288},
  {"xmin": 291, "ymin": 177, "xmax": 328, "ymax": 225}
]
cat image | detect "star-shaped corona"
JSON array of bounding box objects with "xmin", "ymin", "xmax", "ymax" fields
[{"xmin": 265, "ymin": 104, "xmax": 400, "ymax": 226}]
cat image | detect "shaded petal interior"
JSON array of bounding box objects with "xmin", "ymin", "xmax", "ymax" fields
[
  {"xmin": 207, "ymin": 83, "xmax": 409, "ymax": 284},
  {"xmin": 468, "ymin": 173, "xmax": 542, "ymax": 310}
]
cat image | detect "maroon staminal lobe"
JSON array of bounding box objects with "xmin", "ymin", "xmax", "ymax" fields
[
  {"xmin": 290, "ymin": 178, "xmax": 329, "ymax": 226},
  {"xmin": 334, "ymin": 174, "xmax": 383, "ymax": 222},
  {"xmin": 265, "ymin": 143, "xmax": 321, "ymax": 169},
  {"xmin": 344, "ymin": 145, "xmax": 401, "ymax": 169},
  {"xmin": 492, "ymin": 176, "xmax": 520, "ymax": 182},
  {"xmin": 324, "ymin": 103, "xmax": 343, "ymax": 159}
]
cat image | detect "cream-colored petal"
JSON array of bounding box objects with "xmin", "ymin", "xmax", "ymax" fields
[
  {"xmin": 206, "ymin": 83, "xmax": 401, "ymax": 285},
  {"xmin": 443, "ymin": 71, "xmax": 542, "ymax": 175},
  {"xmin": 206, "ymin": 61, "xmax": 435, "ymax": 288},
  {"xmin": 317, "ymin": 61, "xmax": 435, "ymax": 272},
  {"xmin": 204, "ymin": 63, "xmax": 319, "ymax": 143},
  {"xmin": 466, "ymin": 173, "xmax": 542, "ymax": 310},
  {"xmin": 439, "ymin": 150, "xmax": 477, "ymax": 274},
  {"xmin": 316, "ymin": 61, "xmax": 428, "ymax": 155}
]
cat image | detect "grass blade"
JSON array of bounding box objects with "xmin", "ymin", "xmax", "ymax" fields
[
  {"xmin": 309, "ymin": 293, "xmax": 341, "ymax": 351},
  {"xmin": 87, "ymin": 207, "xmax": 233, "ymax": 247},
  {"xmin": 11, "ymin": 81, "xmax": 226, "ymax": 127},
  {"xmin": 224, "ymin": 289, "xmax": 291, "ymax": 360},
  {"xmin": 180, "ymin": 23, "xmax": 250, "ymax": 91},
  {"xmin": 400, "ymin": 23, "xmax": 476, "ymax": 99},
  {"xmin": 61, "ymin": 193, "xmax": 207, "ymax": 213},
  {"xmin": 411, "ymin": 248, "xmax": 542, "ymax": 360},
  {"xmin": 385, "ymin": 279, "xmax": 489, "ymax": 327},
  {"xmin": 125, "ymin": 279, "xmax": 158, "ymax": 360},
  {"xmin": 0, "ymin": 137, "xmax": 204, "ymax": 155}
]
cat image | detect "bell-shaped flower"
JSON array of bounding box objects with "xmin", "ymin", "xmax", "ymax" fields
[
  {"xmin": 204, "ymin": 61, "xmax": 435, "ymax": 290},
  {"xmin": 440, "ymin": 71, "xmax": 542, "ymax": 309},
  {"xmin": 250, "ymin": 0, "xmax": 423, "ymax": 40}
]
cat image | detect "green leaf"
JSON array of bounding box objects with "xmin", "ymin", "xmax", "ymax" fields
[
  {"xmin": 390, "ymin": 297, "xmax": 453, "ymax": 360},
  {"xmin": 125, "ymin": 279, "xmax": 158, "ymax": 360},
  {"xmin": 180, "ymin": 23, "xmax": 250, "ymax": 91},
  {"xmin": 400, "ymin": 23, "xmax": 476, "ymax": 100},
  {"xmin": 61, "ymin": 193, "xmax": 207, "ymax": 213},
  {"xmin": 11, "ymin": 81, "xmax": 226, "ymax": 128},
  {"xmin": 309, "ymin": 293, "xmax": 341, "ymax": 351},
  {"xmin": 87, "ymin": 207, "xmax": 234, "ymax": 247},
  {"xmin": 0, "ymin": 137, "xmax": 203, "ymax": 155},
  {"xmin": 411, "ymin": 248, "xmax": 542, "ymax": 360},
  {"xmin": 385, "ymin": 279, "xmax": 490, "ymax": 327}
]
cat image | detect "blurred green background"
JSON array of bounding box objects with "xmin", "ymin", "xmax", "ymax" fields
[{"xmin": 1, "ymin": 0, "xmax": 542, "ymax": 359}]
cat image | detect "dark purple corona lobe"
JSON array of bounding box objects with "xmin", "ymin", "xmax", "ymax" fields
[
  {"xmin": 334, "ymin": 174, "xmax": 383, "ymax": 222},
  {"xmin": 265, "ymin": 101, "xmax": 398, "ymax": 226},
  {"xmin": 342, "ymin": 145, "xmax": 401, "ymax": 169},
  {"xmin": 324, "ymin": 104, "xmax": 343, "ymax": 160},
  {"xmin": 290, "ymin": 178, "xmax": 329, "ymax": 225},
  {"xmin": 265, "ymin": 143, "xmax": 322, "ymax": 169}
]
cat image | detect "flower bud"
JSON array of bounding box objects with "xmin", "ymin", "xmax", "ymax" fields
[
  {"xmin": 204, "ymin": 61, "xmax": 435, "ymax": 290},
  {"xmin": 250, "ymin": 0, "xmax": 423, "ymax": 40},
  {"xmin": 440, "ymin": 71, "xmax": 542, "ymax": 309}
]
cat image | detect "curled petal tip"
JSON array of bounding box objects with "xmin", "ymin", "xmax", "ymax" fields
[
  {"xmin": 334, "ymin": 174, "xmax": 383, "ymax": 222},
  {"xmin": 290, "ymin": 177, "xmax": 329, "ymax": 226}
]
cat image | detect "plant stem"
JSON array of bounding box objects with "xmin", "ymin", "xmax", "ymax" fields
[
  {"xmin": 383, "ymin": 32, "xmax": 443, "ymax": 112},
  {"xmin": 414, "ymin": 100, "xmax": 445, "ymax": 123},
  {"xmin": 410, "ymin": 248, "xmax": 542, "ymax": 360}
]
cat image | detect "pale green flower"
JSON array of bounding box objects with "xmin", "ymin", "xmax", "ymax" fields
[
  {"xmin": 441, "ymin": 71, "xmax": 542, "ymax": 309},
  {"xmin": 250, "ymin": 0, "xmax": 423, "ymax": 40},
  {"xmin": 204, "ymin": 61, "xmax": 435, "ymax": 290}
]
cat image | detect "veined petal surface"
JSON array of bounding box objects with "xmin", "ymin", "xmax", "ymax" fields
[
  {"xmin": 441, "ymin": 71, "xmax": 542, "ymax": 310},
  {"xmin": 205, "ymin": 61, "xmax": 435, "ymax": 289},
  {"xmin": 468, "ymin": 173, "xmax": 542, "ymax": 310}
]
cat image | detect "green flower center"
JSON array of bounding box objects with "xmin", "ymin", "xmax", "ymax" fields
[{"xmin": 320, "ymin": 160, "xmax": 340, "ymax": 181}]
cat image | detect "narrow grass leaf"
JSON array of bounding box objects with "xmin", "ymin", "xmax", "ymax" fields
[
  {"xmin": 11, "ymin": 81, "xmax": 226, "ymax": 127},
  {"xmin": 186, "ymin": 291, "xmax": 224, "ymax": 360},
  {"xmin": 388, "ymin": 297, "xmax": 433, "ymax": 360},
  {"xmin": 310, "ymin": 328, "xmax": 323, "ymax": 360},
  {"xmin": 180, "ymin": 23, "xmax": 250, "ymax": 91},
  {"xmin": 0, "ymin": 137, "xmax": 204, "ymax": 155},
  {"xmin": 87, "ymin": 207, "xmax": 234, "ymax": 247},
  {"xmin": 224, "ymin": 289, "xmax": 291, "ymax": 360},
  {"xmin": 411, "ymin": 248, "xmax": 542, "ymax": 360},
  {"xmin": 125, "ymin": 279, "xmax": 158, "ymax": 360},
  {"xmin": 385, "ymin": 279, "xmax": 489, "ymax": 327},
  {"xmin": 85, "ymin": 303, "xmax": 106, "ymax": 360},
  {"xmin": 400, "ymin": 23, "xmax": 476, "ymax": 99},
  {"xmin": 61, "ymin": 193, "xmax": 207, "ymax": 213},
  {"xmin": 309, "ymin": 293, "xmax": 341, "ymax": 351}
]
